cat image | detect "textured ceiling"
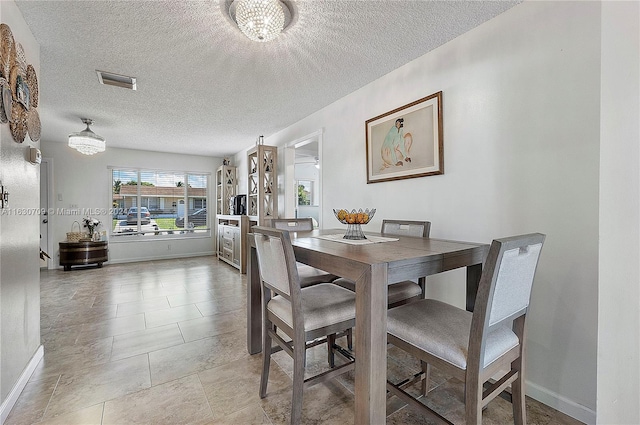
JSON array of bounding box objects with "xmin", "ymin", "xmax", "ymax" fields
[{"xmin": 14, "ymin": 0, "xmax": 520, "ymax": 157}]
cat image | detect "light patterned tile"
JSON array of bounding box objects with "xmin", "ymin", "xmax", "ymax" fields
[
  {"xmin": 43, "ymin": 354, "xmax": 151, "ymax": 418},
  {"xmin": 4, "ymin": 376, "xmax": 59, "ymax": 425},
  {"xmin": 21, "ymin": 257, "xmax": 580, "ymax": 425},
  {"xmin": 142, "ymin": 285, "xmax": 188, "ymax": 300},
  {"xmin": 167, "ymin": 290, "xmax": 215, "ymax": 307},
  {"xmin": 260, "ymin": 380, "xmax": 355, "ymax": 425},
  {"xmin": 76, "ymin": 313, "xmax": 146, "ymax": 342},
  {"xmin": 178, "ymin": 310, "xmax": 245, "ymax": 342},
  {"xmin": 199, "ymin": 355, "xmax": 290, "ymax": 419},
  {"xmin": 29, "ymin": 336, "xmax": 114, "ymax": 382},
  {"xmin": 116, "ymin": 297, "xmax": 170, "ymax": 317},
  {"xmin": 195, "ymin": 295, "xmax": 245, "ymax": 316},
  {"xmin": 111, "ymin": 323, "xmax": 184, "ymax": 360},
  {"xmin": 102, "ymin": 375, "xmax": 213, "ymax": 424},
  {"xmin": 212, "ymin": 404, "xmax": 271, "ymax": 425},
  {"xmin": 144, "ymin": 304, "xmax": 202, "ymax": 328},
  {"xmin": 149, "ymin": 329, "xmax": 249, "ymax": 386},
  {"xmin": 36, "ymin": 404, "xmax": 104, "ymax": 425}
]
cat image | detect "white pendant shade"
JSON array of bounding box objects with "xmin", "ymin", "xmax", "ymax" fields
[{"xmin": 68, "ymin": 118, "xmax": 105, "ymax": 155}]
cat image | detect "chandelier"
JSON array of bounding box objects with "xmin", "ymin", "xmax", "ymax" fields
[
  {"xmin": 230, "ymin": 0, "xmax": 292, "ymax": 42},
  {"xmin": 68, "ymin": 118, "xmax": 106, "ymax": 155}
]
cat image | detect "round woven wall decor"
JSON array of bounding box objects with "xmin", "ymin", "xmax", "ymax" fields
[
  {"xmin": 0, "ymin": 77, "xmax": 8, "ymax": 123},
  {"xmin": 9, "ymin": 65, "xmax": 19, "ymax": 100},
  {"xmin": 10, "ymin": 101, "xmax": 27, "ymax": 143},
  {"xmin": 15, "ymin": 43, "xmax": 26, "ymax": 75},
  {"xmin": 27, "ymin": 108, "xmax": 40, "ymax": 142},
  {"xmin": 0, "ymin": 24, "xmax": 14, "ymax": 81},
  {"xmin": 26, "ymin": 64, "xmax": 38, "ymax": 108}
]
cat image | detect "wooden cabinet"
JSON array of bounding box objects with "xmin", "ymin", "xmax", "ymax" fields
[
  {"xmin": 216, "ymin": 165, "xmax": 237, "ymax": 215},
  {"xmin": 216, "ymin": 215, "xmax": 256, "ymax": 273},
  {"xmin": 247, "ymin": 145, "xmax": 277, "ymax": 226},
  {"xmin": 59, "ymin": 241, "xmax": 108, "ymax": 271}
]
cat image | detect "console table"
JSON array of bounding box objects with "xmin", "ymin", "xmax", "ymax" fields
[{"xmin": 59, "ymin": 240, "xmax": 108, "ymax": 271}]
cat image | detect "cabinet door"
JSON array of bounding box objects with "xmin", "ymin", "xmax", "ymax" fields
[
  {"xmin": 232, "ymin": 227, "xmax": 241, "ymax": 266},
  {"xmin": 218, "ymin": 226, "xmax": 225, "ymax": 256}
]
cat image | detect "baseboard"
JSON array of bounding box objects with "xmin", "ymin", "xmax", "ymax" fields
[
  {"xmin": 527, "ymin": 380, "xmax": 596, "ymax": 425},
  {"xmin": 52, "ymin": 251, "xmax": 217, "ymax": 269},
  {"xmin": 0, "ymin": 345, "xmax": 44, "ymax": 425},
  {"xmin": 108, "ymin": 251, "xmax": 216, "ymax": 264}
]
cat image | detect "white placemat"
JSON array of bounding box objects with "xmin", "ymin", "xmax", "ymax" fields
[{"xmin": 315, "ymin": 234, "xmax": 399, "ymax": 245}]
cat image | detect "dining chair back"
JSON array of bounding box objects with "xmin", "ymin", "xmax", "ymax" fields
[
  {"xmin": 334, "ymin": 219, "xmax": 431, "ymax": 308},
  {"xmin": 252, "ymin": 226, "xmax": 356, "ymax": 425},
  {"xmin": 271, "ymin": 217, "xmax": 314, "ymax": 232},
  {"xmin": 381, "ymin": 219, "xmax": 431, "ymax": 238},
  {"xmin": 386, "ymin": 233, "xmax": 545, "ymax": 425},
  {"xmin": 253, "ymin": 225, "xmax": 297, "ymax": 299},
  {"xmin": 269, "ymin": 217, "xmax": 338, "ymax": 288}
]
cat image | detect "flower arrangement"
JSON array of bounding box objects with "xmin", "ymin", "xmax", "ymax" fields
[{"xmin": 82, "ymin": 217, "xmax": 101, "ymax": 237}]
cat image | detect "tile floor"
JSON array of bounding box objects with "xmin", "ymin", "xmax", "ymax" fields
[{"xmin": 6, "ymin": 256, "xmax": 584, "ymax": 424}]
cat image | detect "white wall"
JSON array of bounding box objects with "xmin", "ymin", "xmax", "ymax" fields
[
  {"xmin": 235, "ymin": 2, "xmax": 611, "ymax": 422},
  {"xmin": 597, "ymin": 2, "xmax": 640, "ymax": 424},
  {"xmin": 41, "ymin": 142, "xmax": 220, "ymax": 264},
  {"xmin": 0, "ymin": 0, "xmax": 42, "ymax": 418}
]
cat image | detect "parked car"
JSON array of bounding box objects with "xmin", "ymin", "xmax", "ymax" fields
[
  {"xmin": 126, "ymin": 206, "xmax": 151, "ymax": 224},
  {"xmin": 175, "ymin": 208, "xmax": 207, "ymax": 228}
]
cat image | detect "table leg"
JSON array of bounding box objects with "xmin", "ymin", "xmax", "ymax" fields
[
  {"xmin": 466, "ymin": 262, "xmax": 483, "ymax": 312},
  {"xmin": 354, "ymin": 263, "xmax": 388, "ymax": 424},
  {"xmin": 247, "ymin": 243, "xmax": 262, "ymax": 354}
]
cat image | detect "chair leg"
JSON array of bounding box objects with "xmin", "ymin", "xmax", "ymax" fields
[
  {"xmin": 464, "ymin": 377, "xmax": 483, "ymax": 425},
  {"xmin": 327, "ymin": 333, "xmax": 336, "ymax": 368},
  {"xmin": 291, "ymin": 342, "xmax": 306, "ymax": 425},
  {"xmin": 420, "ymin": 361, "xmax": 430, "ymax": 396},
  {"xmin": 512, "ymin": 370, "xmax": 526, "ymax": 425},
  {"xmin": 260, "ymin": 325, "xmax": 273, "ymax": 398},
  {"xmin": 512, "ymin": 316, "xmax": 527, "ymax": 425}
]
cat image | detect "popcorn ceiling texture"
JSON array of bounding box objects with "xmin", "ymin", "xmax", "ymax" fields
[{"xmin": 14, "ymin": 0, "xmax": 520, "ymax": 157}]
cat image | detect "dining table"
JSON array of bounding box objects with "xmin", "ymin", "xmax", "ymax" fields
[{"xmin": 246, "ymin": 228, "xmax": 489, "ymax": 424}]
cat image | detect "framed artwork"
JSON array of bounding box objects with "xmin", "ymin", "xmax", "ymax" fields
[{"xmin": 365, "ymin": 91, "xmax": 443, "ymax": 184}]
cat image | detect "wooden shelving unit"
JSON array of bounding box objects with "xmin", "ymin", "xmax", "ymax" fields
[
  {"xmin": 216, "ymin": 165, "xmax": 237, "ymax": 215},
  {"xmin": 247, "ymin": 144, "xmax": 277, "ymax": 226}
]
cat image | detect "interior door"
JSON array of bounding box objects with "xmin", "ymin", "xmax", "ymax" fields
[{"xmin": 39, "ymin": 159, "xmax": 50, "ymax": 268}]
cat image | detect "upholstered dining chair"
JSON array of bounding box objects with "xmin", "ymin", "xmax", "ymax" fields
[
  {"xmin": 252, "ymin": 226, "xmax": 356, "ymax": 425},
  {"xmin": 333, "ymin": 219, "xmax": 431, "ymax": 308},
  {"xmin": 386, "ymin": 233, "xmax": 545, "ymax": 425},
  {"xmin": 270, "ymin": 218, "xmax": 339, "ymax": 287}
]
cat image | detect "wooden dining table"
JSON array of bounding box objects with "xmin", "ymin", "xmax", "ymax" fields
[{"xmin": 246, "ymin": 228, "xmax": 489, "ymax": 424}]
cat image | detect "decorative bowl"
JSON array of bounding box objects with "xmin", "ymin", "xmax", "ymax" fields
[{"xmin": 333, "ymin": 208, "xmax": 376, "ymax": 240}]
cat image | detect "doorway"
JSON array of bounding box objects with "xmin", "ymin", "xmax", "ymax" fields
[
  {"xmin": 40, "ymin": 158, "xmax": 53, "ymax": 269},
  {"xmin": 283, "ymin": 130, "xmax": 323, "ymax": 227}
]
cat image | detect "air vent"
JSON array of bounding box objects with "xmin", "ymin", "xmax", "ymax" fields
[{"xmin": 96, "ymin": 70, "xmax": 137, "ymax": 90}]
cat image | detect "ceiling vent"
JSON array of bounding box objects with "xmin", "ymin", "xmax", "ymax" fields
[{"xmin": 96, "ymin": 70, "xmax": 137, "ymax": 90}]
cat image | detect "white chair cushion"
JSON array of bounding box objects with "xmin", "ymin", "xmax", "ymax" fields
[
  {"xmin": 387, "ymin": 299, "xmax": 519, "ymax": 369},
  {"xmin": 297, "ymin": 263, "xmax": 338, "ymax": 288},
  {"xmin": 333, "ymin": 278, "xmax": 421, "ymax": 304},
  {"xmin": 267, "ymin": 283, "xmax": 356, "ymax": 333}
]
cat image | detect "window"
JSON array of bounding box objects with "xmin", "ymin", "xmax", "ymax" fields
[
  {"xmin": 297, "ymin": 180, "xmax": 315, "ymax": 206},
  {"xmin": 111, "ymin": 168, "xmax": 209, "ymax": 238}
]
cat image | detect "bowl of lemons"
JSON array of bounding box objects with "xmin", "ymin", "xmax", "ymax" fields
[{"xmin": 333, "ymin": 208, "xmax": 376, "ymax": 240}]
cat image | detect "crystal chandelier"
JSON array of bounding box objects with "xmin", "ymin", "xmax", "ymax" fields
[
  {"xmin": 68, "ymin": 118, "xmax": 106, "ymax": 155},
  {"xmin": 232, "ymin": 0, "xmax": 290, "ymax": 42}
]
